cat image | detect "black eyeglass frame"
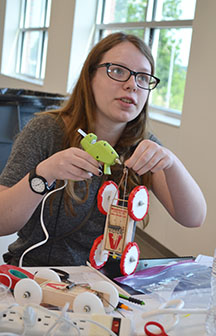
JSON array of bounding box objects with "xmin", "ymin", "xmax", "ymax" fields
[{"xmin": 96, "ymin": 62, "xmax": 160, "ymax": 90}]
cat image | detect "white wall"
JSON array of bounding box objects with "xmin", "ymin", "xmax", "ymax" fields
[
  {"xmin": 0, "ymin": 0, "xmax": 215, "ymax": 260},
  {"xmin": 146, "ymin": 0, "xmax": 216, "ymax": 258}
]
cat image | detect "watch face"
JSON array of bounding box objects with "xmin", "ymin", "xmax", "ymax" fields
[{"xmin": 31, "ymin": 177, "xmax": 46, "ymax": 193}]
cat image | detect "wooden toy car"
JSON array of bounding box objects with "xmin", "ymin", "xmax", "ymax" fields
[
  {"xmin": 0, "ymin": 266, "xmax": 119, "ymax": 314},
  {"xmin": 89, "ymin": 174, "xmax": 149, "ymax": 276},
  {"xmin": 12, "ymin": 269, "xmax": 119, "ymax": 314}
]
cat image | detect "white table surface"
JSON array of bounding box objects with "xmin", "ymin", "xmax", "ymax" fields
[{"xmin": 0, "ymin": 265, "xmax": 211, "ymax": 335}]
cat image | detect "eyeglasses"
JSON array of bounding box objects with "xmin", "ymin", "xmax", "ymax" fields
[{"xmin": 96, "ymin": 62, "xmax": 160, "ymax": 90}]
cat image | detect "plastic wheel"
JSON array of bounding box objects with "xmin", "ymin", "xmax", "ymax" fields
[
  {"xmin": 97, "ymin": 181, "xmax": 119, "ymax": 215},
  {"xmin": 14, "ymin": 278, "xmax": 42, "ymax": 305},
  {"xmin": 91, "ymin": 280, "xmax": 119, "ymax": 313},
  {"xmin": 34, "ymin": 269, "xmax": 61, "ymax": 282},
  {"xmin": 89, "ymin": 235, "xmax": 109, "ymax": 269},
  {"xmin": 120, "ymin": 242, "xmax": 140, "ymax": 276},
  {"xmin": 73, "ymin": 292, "xmax": 105, "ymax": 314},
  {"xmin": 128, "ymin": 186, "xmax": 149, "ymax": 221}
]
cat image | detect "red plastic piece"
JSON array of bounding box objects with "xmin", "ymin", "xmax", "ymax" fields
[
  {"xmin": 97, "ymin": 181, "xmax": 119, "ymax": 215},
  {"xmin": 89, "ymin": 235, "xmax": 109, "ymax": 269},
  {"xmin": 120, "ymin": 242, "xmax": 140, "ymax": 276},
  {"xmin": 128, "ymin": 185, "xmax": 149, "ymax": 221}
]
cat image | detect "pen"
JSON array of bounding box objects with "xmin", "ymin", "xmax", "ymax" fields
[
  {"xmin": 119, "ymin": 293, "xmax": 145, "ymax": 305},
  {"xmin": 117, "ymin": 302, "xmax": 133, "ymax": 311}
]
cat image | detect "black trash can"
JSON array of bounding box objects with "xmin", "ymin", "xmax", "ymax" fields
[{"xmin": 0, "ymin": 88, "xmax": 66, "ymax": 174}]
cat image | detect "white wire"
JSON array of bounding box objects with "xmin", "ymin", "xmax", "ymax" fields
[
  {"xmin": 19, "ymin": 180, "xmax": 68, "ymax": 267},
  {"xmin": 44, "ymin": 302, "xmax": 80, "ymax": 336},
  {"xmin": 79, "ymin": 318, "xmax": 118, "ymax": 336}
]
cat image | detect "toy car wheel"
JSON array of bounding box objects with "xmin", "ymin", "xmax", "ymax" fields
[
  {"xmin": 128, "ymin": 186, "xmax": 149, "ymax": 221},
  {"xmin": 14, "ymin": 278, "xmax": 42, "ymax": 305},
  {"xmin": 34, "ymin": 269, "xmax": 61, "ymax": 282},
  {"xmin": 91, "ymin": 280, "xmax": 119, "ymax": 313},
  {"xmin": 120, "ymin": 242, "xmax": 140, "ymax": 276},
  {"xmin": 73, "ymin": 292, "xmax": 105, "ymax": 314},
  {"xmin": 89, "ymin": 235, "xmax": 109, "ymax": 269},
  {"xmin": 97, "ymin": 181, "xmax": 119, "ymax": 215}
]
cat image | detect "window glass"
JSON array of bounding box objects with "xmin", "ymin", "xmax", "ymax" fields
[
  {"xmin": 102, "ymin": 0, "xmax": 147, "ymax": 23},
  {"xmin": 16, "ymin": 0, "xmax": 51, "ymax": 80},
  {"xmin": 24, "ymin": 0, "xmax": 48, "ymax": 28},
  {"xmin": 154, "ymin": 0, "xmax": 196, "ymax": 21},
  {"xmin": 96, "ymin": 0, "xmax": 196, "ymax": 121},
  {"xmin": 150, "ymin": 28, "xmax": 193, "ymax": 111},
  {"xmin": 101, "ymin": 29, "xmax": 145, "ymax": 40},
  {"xmin": 20, "ymin": 31, "xmax": 42, "ymax": 78}
]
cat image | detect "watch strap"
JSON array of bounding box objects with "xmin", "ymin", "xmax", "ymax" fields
[{"xmin": 29, "ymin": 166, "xmax": 56, "ymax": 195}]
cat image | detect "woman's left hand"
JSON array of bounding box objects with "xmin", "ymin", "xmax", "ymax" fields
[
  {"xmin": 125, "ymin": 139, "xmax": 207, "ymax": 228},
  {"xmin": 124, "ymin": 140, "xmax": 174, "ymax": 175}
]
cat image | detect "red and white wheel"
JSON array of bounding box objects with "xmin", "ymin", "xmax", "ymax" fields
[
  {"xmin": 97, "ymin": 181, "xmax": 119, "ymax": 215},
  {"xmin": 89, "ymin": 235, "xmax": 109, "ymax": 269},
  {"xmin": 120, "ymin": 242, "xmax": 140, "ymax": 276},
  {"xmin": 128, "ymin": 186, "xmax": 149, "ymax": 221}
]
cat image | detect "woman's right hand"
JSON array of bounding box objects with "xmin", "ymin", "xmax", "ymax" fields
[
  {"xmin": 37, "ymin": 147, "xmax": 103, "ymax": 183},
  {"xmin": 0, "ymin": 147, "xmax": 102, "ymax": 234}
]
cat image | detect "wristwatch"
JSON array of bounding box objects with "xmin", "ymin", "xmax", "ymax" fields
[{"xmin": 29, "ymin": 166, "xmax": 56, "ymax": 195}]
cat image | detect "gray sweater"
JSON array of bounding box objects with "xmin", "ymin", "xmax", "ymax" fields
[
  {"xmin": 0, "ymin": 114, "xmax": 106, "ymax": 266},
  {"xmin": 0, "ymin": 114, "xmax": 160, "ymax": 267}
]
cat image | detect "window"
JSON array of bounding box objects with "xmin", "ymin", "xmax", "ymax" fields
[
  {"xmin": 17, "ymin": 0, "xmax": 51, "ymax": 80},
  {"xmin": 95, "ymin": 0, "xmax": 197, "ymax": 126},
  {"xmin": 1, "ymin": 0, "xmax": 51, "ymax": 82}
]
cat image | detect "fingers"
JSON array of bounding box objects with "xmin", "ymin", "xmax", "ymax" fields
[
  {"xmin": 46, "ymin": 147, "xmax": 103, "ymax": 181},
  {"xmin": 125, "ymin": 140, "xmax": 173, "ymax": 175}
]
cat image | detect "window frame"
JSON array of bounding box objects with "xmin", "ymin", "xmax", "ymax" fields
[
  {"xmin": 94, "ymin": 0, "xmax": 195, "ymax": 126},
  {"xmin": 15, "ymin": 0, "xmax": 51, "ymax": 81}
]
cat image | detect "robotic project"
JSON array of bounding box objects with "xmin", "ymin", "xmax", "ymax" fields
[{"xmin": 78, "ymin": 129, "xmax": 149, "ymax": 276}]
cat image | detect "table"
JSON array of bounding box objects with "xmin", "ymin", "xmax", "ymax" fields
[{"xmin": 0, "ymin": 257, "xmax": 212, "ymax": 336}]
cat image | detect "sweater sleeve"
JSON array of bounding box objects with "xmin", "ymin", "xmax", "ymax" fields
[
  {"xmin": 0, "ymin": 114, "xmax": 63, "ymax": 187},
  {"xmin": 148, "ymin": 132, "xmax": 162, "ymax": 145}
]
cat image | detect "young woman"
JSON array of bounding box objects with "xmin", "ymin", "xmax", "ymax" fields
[{"xmin": 0, "ymin": 32, "xmax": 206, "ymax": 266}]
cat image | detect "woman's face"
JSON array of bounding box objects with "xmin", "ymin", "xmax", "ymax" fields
[{"xmin": 92, "ymin": 41, "xmax": 151, "ymax": 127}]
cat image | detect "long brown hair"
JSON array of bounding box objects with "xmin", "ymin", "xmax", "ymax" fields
[{"xmin": 48, "ymin": 32, "xmax": 155, "ymax": 214}]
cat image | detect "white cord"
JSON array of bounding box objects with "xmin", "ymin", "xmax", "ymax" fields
[
  {"xmin": 19, "ymin": 180, "xmax": 68, "ymax": 267},
  {"xmin": 44, "ymin": 303, "xmax": 80, "ymax": 336}
]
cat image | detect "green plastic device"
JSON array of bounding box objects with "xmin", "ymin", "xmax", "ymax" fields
[{"xmin": 78, "ymin": 129, "xmax": 121, "ymax": 174}]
